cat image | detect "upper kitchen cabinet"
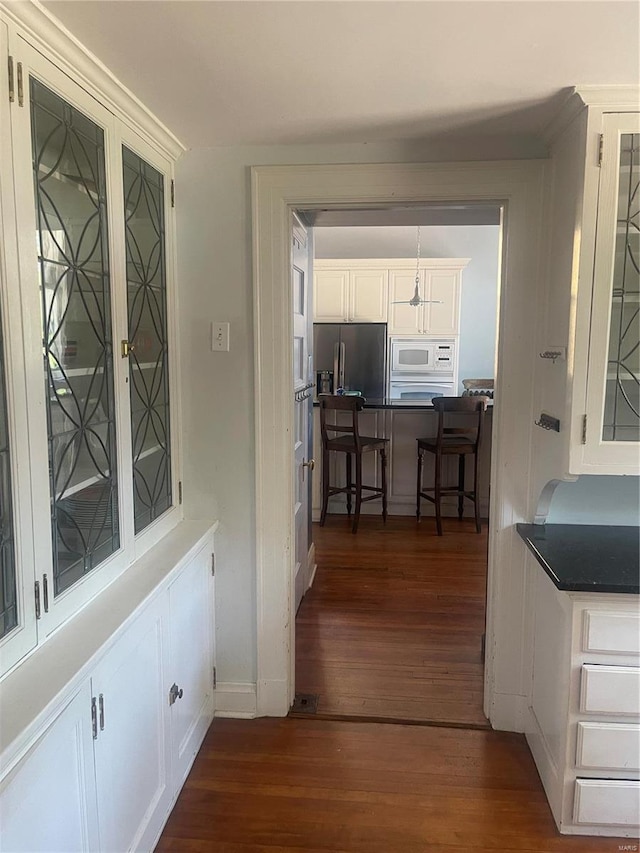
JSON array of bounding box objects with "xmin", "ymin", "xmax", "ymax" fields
[
  {"xmin": 582, "ymin": 114, "xmax": 640, "ymax": 469},
  {"xmin": 314, "ymin": 261, "xmax": 388, "ymax": 322},
  {"xmin": 388, "ymin": 259, "xmax": 468, "ymax": 336},
  {"xmin": 534, "ymin": 88, "xmax": 639, "ymax": 489},
  {"xmin": 0, "ymin": 8, "xmax": 184, "ymax": 674}
]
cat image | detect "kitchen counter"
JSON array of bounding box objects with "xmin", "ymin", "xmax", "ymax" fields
[
  {"xmin": 517, "ymin": 522, "xmax": 640, "ymax": 594},
  {"xmin": 313, "ymin": 396, "xmax": 493, "ymax": 410}
]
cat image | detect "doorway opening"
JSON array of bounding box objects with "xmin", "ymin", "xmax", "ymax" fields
[
  {"xmin": 251, "ymin": 160, "xmax": 545, "ymax": 729},
  {"xmin": 293, "ymin": 205, "xmax": 503, "ymax": 727}
]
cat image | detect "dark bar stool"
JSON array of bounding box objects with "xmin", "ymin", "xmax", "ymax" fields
[
  {"xmin": 318, "ymin": 394, "xmax": 389, "ymax": 534},
  {"xmin": 416, "ymin": 396, "xmax": 489, "ymax": 535}
]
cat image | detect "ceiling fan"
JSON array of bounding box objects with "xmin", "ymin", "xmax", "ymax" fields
[{"xmin": 392, "ymin": 225, "xmax": 443, "ymax": 307}]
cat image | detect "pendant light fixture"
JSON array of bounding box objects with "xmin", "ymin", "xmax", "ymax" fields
[{"xmin": 392, "ymin": 225, "xmax": 443, "ymax": 307}]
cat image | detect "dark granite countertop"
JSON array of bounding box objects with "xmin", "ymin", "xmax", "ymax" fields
[
  {"xmin": 313, "ymin": 397, "xmax": 494, "ymax": 411},
  {"xmin": 517, "ymin": 523, "xmax": 640, "ymax": 594}
]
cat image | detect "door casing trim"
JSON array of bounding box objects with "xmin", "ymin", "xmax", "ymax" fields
[{"xmin": 252, "ymin": 161, "xmax": 546, "ymax": 728}]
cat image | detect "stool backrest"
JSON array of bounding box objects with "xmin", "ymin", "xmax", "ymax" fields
[
  {"xmin": 318, "ymin": 394, "xmax": 366, "ymax": 450},
  {"xmin": 432, "ymin": 395, "xmax": 489, "ymax": 449}
]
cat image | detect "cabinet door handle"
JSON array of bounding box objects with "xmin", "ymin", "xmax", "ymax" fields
[
  {"xmin": 169, "ymin": 683, "xmax": 184, "ymax": 705},
  {"xmin": 91, "ymin": 697, "xmax": 98, "ymax": 739},
  {"xmin": 98, "ymin": 694, "xmax": 105, "ymax": 730}
]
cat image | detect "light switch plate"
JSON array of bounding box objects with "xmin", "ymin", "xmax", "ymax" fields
[{"xmin": 212, "ymin": 322, "xmax": 230, "ymax": 352}]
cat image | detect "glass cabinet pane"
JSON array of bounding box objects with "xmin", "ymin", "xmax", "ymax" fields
[
  {"xmin": 0, "ymin": 310, "xmax": 17, "ymax": 639},
  {"xmin": 122, "ymin": 147, "xmax": 172, "ymax": 533},
  {"xmin": 30, "ymin": 79, "xmax": 119, "ymax": 595},
  {"xmin": 602, "ymin": 132, "xmax": 640, "ymax": 442}
]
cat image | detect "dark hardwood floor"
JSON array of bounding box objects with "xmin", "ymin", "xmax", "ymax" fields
[
  {"xmin": 156, "ymin": 717, "xmax": 622, "ymax": 852},
  {"xmin": 294, "ymin": 515, "xmax": 488, "ymax": 726},
  {"xmin": 156, "ymin": 516, "xmax": 626, "ymax": 851}
]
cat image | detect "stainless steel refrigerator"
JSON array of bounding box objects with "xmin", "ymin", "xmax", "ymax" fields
[{"xmin": 313, "ymin": 323, "xmax": 387, "ymax": 400}]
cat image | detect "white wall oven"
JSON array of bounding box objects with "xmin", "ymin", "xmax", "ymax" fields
[{"xmin": 389, "ymin": 337, "xmax": 457, "ymax": 400}]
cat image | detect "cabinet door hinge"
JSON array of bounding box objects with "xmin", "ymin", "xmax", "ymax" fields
[
  {"xmin": 42, "ymin": 573, "xmax": 49, "ymax": 613},
  {"xmin": 178, "ymin": 480, "xmax": 183, "ymax": 504},
  {"xmin": 34, "ymin": 580, "xmax": 41, "ymax": 620},
  {"xmin": 597, "ymin": 134, "xmax": 604, "ymax": 167},
  {"xmin": 170, "ymin": 179, "xmax": 175, "ymax": 208},
  {"xmin": 213, "ymin": 666, "xmax": 217, "ymax": 689},
  {"xmin": 211, "ymin": 552, "xmax": 215, "ymax": 576},
  {"xmin": 581, "ymin": 414, "xmax": 587, "ymax": 445},
  {"xmin": 8, "ymin": 55, "xmax": 14, "ymax": 103},
  {"xmin": 16, "ymin": 61, "xmax": 23, "ymax": 107},
  {"xmin": 91, "ymin": 697, "xmax": 98, "ymax": 739}
]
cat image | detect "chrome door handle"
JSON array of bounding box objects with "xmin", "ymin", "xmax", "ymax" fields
[{"xmin": 302, "ymin": 458, "xmax": 315, "ymax": 481}]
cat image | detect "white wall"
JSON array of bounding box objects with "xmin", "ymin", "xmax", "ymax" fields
[
  {"xmin": 547, "ymin": 476, "xmax": 640, "ymax": 525},
  {"xmin": 314, "ymin": 225, "xmax": 500, "ymax": 391},
  {"xmin": 175, "ymin": 140, "xmax": 538, "ymax": 689}
]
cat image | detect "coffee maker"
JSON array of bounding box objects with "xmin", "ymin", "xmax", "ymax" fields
[{"xmin": 316, "ymin": 370, "xmax": 334, "ymax": 395}]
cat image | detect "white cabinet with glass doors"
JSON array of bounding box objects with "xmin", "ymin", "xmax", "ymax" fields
[
  {"xmin": 539, "ymin": 94, "xmax": 639, "ymax": 482},
  {"xmin": 0, "ymin": 18, "xmax": 181, "ymax": 677},
  {"xmin": 579, "ymin": 112, "xmax": 640, "ymax": 471}
]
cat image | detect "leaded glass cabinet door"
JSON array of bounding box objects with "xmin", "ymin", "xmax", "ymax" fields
[
  {"xmin": 30, "ymin": 78, "xmax": 120, "ymax": 594},
  {"xmin": 122, "ymin": 145, "xmax": 173, "ymax": 534},
  {"xmin": 584, "ymin": 112, "xmax": 640, "ymax": 469},
  {"xmin": 11, "ymin": 44, "xmax": 128, "ymax": 635}
]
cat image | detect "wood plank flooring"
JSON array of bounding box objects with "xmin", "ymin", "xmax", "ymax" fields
[
  {"xmin": 295, "ymin": 516, "xmax": 488, "ymax": 726},
  {"xmin": 156, "ymin": 717, "xmax": 623, "ymax": 852}
]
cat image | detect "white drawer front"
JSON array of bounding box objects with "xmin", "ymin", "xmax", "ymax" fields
[
  {"xmin": 583, "ymin": 611, "xmax": 640, "ymax": 656},
  {"xmin": 574, "ymin": 779, "xmax": 640, "ymax": 826},
  {"xmin": 576, "ymin": 722, "xmax": 640, "ymax": 771},
  {"xmin": 581, "ymin": 664, "xmax": 640, "ymax": 716}
]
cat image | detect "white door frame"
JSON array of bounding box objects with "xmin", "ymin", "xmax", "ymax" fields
[{"xmin": 252, "ymin": 161, "xmax": 546, "ymax": 728}]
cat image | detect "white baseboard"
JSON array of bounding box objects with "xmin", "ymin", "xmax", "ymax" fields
[{"xmin": 214, "ymin": 682, "xmax": 257, "ymax": 718}]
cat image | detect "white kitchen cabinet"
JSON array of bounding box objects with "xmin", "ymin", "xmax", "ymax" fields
[
  {"xmin": 0, "ymin": 522, "xmax": 217, "ymax": 853},
  {"xmin": 388, "ymin": 260, "xmax": 467, "ymax": 336},
  {"xmin": 525, "ymin": 554, "xmax": 640, "ymax": 836},
  {"xmin": 167, "ymin": 544, "xmax": 215, "ymax": 791},
  {"xmin": 534, "ymin": 91, "xmax": 639, "ymax": 493},
  {"xmin": 314, "ymin": 262, "xmax": 387, "ymax": 322},
  {"xmin": 0, "ymin": 5, "xmax": 183, "ymax": 678},
  {"xmin": 581, "ymin": 113, "xmax": 640, "ymax": 469},
  {"xmin": 313, "ymin": 268, "xmax": 349, "ymax": 321},
  {"xmin": 0, "ymin": 684, "xmax": 99, "ymax": 853},
  {"xmin": 91, "ymin": 597, "xmax": 171, "ymax": 853}
]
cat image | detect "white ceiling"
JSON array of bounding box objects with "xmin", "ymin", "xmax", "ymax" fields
[{"xmin": 43, "ymin": 1, "xmax": 639, "ymax": 150}]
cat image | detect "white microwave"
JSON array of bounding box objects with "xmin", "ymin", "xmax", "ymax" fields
[{"xmin": 390, "ymin": 338, "xmax": 455, "ymax": 375}]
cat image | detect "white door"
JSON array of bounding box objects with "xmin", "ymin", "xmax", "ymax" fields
[
  {"xmin": 167, "ymin": 543, "xmax": 214, "ymax": 790},
  {"xmin": 0, "ymin": 684, "xmax": 99, "ymax": 853},
  {"xmin": 292, "ymin": 215, "xmax": 313, "ymax": 613},
  {"xmin": 91, "ymin": 597, "xmax": 171, "ymax": 853}
]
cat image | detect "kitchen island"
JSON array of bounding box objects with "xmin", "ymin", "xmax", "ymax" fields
[
  {"xmin": 311, "ymin": 397, "xmax": 492, "ymax": 522},
  {"xmin": 518, "ymin": 523, "xmax": 640, "ymax": 836}
]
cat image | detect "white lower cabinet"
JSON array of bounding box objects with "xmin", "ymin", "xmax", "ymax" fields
[
  {"xmin": 525, "ymin": 556, "xmax": 640, "ymax": 836},
  {"xmin": 92, "ymin": 598, "xmax": 171, "ymax": 853},
  {"xmin": 0, "ymin": 685, "xmax": 99, "ymax": 852},
  {"xmin": 167, "ymin": 545, "xmax": 215, "ymax": 790},
  {"xmin": 0, "ymin": 524, "xmax": 216, "ymax": 853}
]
